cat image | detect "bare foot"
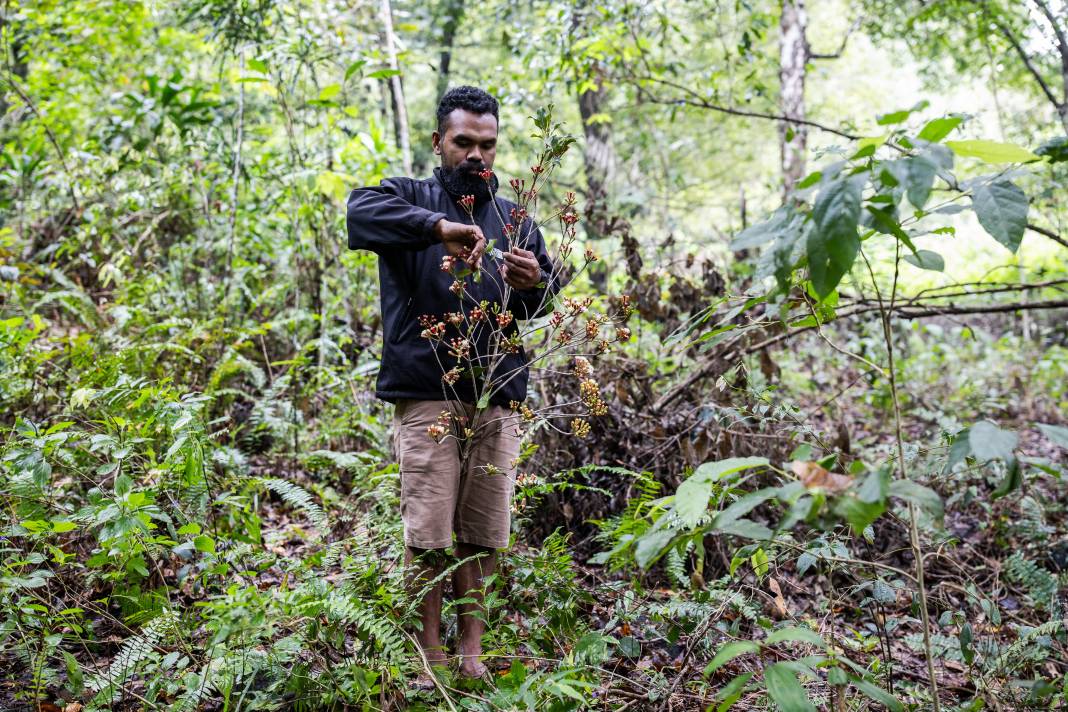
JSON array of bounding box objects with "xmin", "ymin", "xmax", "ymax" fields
[{"xmin": 457, "ymin": 653, "xmax": 489, "ymax": 680}]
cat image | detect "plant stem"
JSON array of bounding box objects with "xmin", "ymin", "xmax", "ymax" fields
[{"xmin": 862, "ymin": 245, "xmax": 941, "ymax": 711}]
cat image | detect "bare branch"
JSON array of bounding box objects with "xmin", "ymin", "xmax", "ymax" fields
[
  {"xmin": 990, "ymin": 15, "xmax": 1063, "ymax": 111},
  {"xmin": 809, "ymin": 17, "xmax": 862, "ymax": 60},
  {"xmin": 1027, "ymin": 221, "xmax": 1068, "ymax": 248},
  {"xmin": 633, "ymin": 76, "xmax": 860, "ymax": 141}
]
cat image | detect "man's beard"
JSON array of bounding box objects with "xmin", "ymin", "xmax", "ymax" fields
[{"xmin": 437, "ymin": 162, "xmax": 494, "ymax": 203}]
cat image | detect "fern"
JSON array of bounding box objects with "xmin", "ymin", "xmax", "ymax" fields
[
  {"xmin": 984, "ymin": 619, "xmax": 1065, "ymax": 675},
  {"xmin": 257, "ymin": 477, "xmax": 329, "ymax": 533},
  {"xmin": 86, "ymin": 609, "xmax": 178, "ymax": 698},
  {"xmin": 323, "ymin": 591, "xmax": 406, "ymax": 665},
  {"xmin": 1004, "ymin": 552, "xmax": 1059, "ymax": 611}
]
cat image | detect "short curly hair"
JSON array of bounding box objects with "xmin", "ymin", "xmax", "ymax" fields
[{"xmin": 436, "ymin": 86, "xmax": 499, "ymax": 134}]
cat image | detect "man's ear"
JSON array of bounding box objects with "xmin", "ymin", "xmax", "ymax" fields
[{"xmin": 431, "ymin": 131, "xmax": 442, "ymax": 155}]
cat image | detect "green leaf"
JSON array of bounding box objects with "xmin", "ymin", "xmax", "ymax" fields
[
  {"xmin": 575, "ymin": 633, "xmax": 610, "ymax": 665},
  {"xmin": 972, "ymin": 180, "xmax": 1028, "ymax": 253},
  {"xmin": 852, "ymin": 677, "xmax": 903, "ymax": 712},
  {"xmin": 904, "ymin": 155, "xmax": 936, "ymax": 209},
  {"xmin": 731, "ymin": 208, "xmax": 795, "ymax": 250},
  {"xmin": 51, "ymin": 520, "xmax": 77, "ymax": 534},
  {"xmin": 917, "ymin": 116, "xmax": 962, "ymax": 142},
  {"xmin": 344, "ymin": 60, "xmax": 367, "ymax": 81},
  {"xmin": 674, "ymin": 478, "xmax": 714, "ymax": 527},
  {"xmin": 1035, "ymin": 136, "xmax": 1068, "ymax": 163},
  {"xmin": 718, "ymin": 518, "xmax": 772, "ymax": 540},
  {"xmin": 765, "ymin": 626, "xmax": 824, "ymax": 646},
  {"xmin": 704, "ymin": 641, "xmax": 760, "ymax": 676},
  {"xmin": 992, "ymin": 456, "xmax": 1022, "ymax": 499},
  {"xmin": 318, "ymin": 84, "xmax": 341, "ymax": 101},
  {"xmin": 691, "ymin": 457, "xmax": 769, "ymax": 483},
  {"xmin": 765, "ymin": 663, "xmax": 817, "ymax": 712},
  {"xmin": 943, "ymin": 429, "xmax": 971, "ymax": 474},
  {"xmin": 193, "ymin": 535, "xmax": 216, "ymax": 554},
  {"xmin": 902, "ymin": 249, "xmax": 944, "ymax": 271},
  {"xmin": 634, "ymin": 527, "xmax": 675, "ymax": 569},
  {"xmin": 833, "ymin": 496, "xmax": 885, "ymax": 532},
  {"xmin": 807, "ymin": 176, "xmax": 863, "ymax": 298},
  {"xmin": 715, "ymin": 671, "xmax": 755, "ymax": 710},
  {"xmin": 969, "ymin": 421, "xmax": 1017, "ymax": 462},
  {"xmin": 177, "ymin": 522, "xmax": 201, "ymax": 536},
  {"xmin": 876, "ymin": 109, "xmax": 911, "ymax": 125},
  {"xmin": 1037, "ymin": 423, "xmax": 1068, "ymax": 449},
  {"xmin": 946, "ymin": 140, "xmax": 1039, "ymax": 164},
  {"xmin": 715, "ymin": 488, "xmax": 778, "ymax": 528},
  {"xmin": 888, "ymin": 480, "xmax": 943, "ymax": 520},
  {"xmin": 367, "ymin": 68, "xmax": 402, "ymax": 80}
]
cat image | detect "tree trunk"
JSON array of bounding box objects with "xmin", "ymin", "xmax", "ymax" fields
[
  {"xmin": 779, "ymin": 0, "xmax": 808, "ymax": 198},
  {"xmin": 380, "ymin": 0, "xmax": 412, "ymax": 175},
  {"xmin": 435, "ymin": 0, "xmax": 464, "ymax": 105}
]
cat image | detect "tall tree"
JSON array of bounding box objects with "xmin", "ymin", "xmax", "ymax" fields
[
  {"xmin": 380, "ymin": 0, "xmax": 413, "ymax": 174},
  {"xmin": 779, "ymin": 0, "xmax": 808, "ymax": 197}
]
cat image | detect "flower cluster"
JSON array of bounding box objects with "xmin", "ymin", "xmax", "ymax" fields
[
  {"xmin": 509, "ymin": 206, "xmax": 529, "ymax": 224},
  {"xmin": 579, "ymin": 378, "xmax": 608, "ymax": 416},
  {"xmin": 478, "ymin": 169, "xmax": 494, "ymax": 181},
  {"xmin": 440, "ymin": 255, "xmax": 455, "ymax": 272},
  {"xmin": 448, "ymin": 337, "xmax": 470, "ymax": 359},
  {"xmin": 510, "ymin": 400, "xmax": 536, "ymax": 422},
  {"xmin": 427, "ymin": 410, "xmax": 453, "ymax": 442},
  {"xmin": 458, "ymin": 194, "xmax": 475, "ymax": 212},
  {"xmin": 556, "ymin": 330, "xmax": 573, "ymax": 345},
  {"xmin": 570, "ymin": 418, "xmax": 591, "ymax": 438},
  {"xmin": 562, "ymin": 296, "xmax": 594, "ymax": 316},
  {"xmin": 442, "ymin": 367, "xmax": 461, "ymax": 385},
  {"xmin": 419, "ymin": 314, "xmax": 446, "ymax": 340},
  {"xmin": 573, "ymin": 356, "xmax": 593, "ymax": 379},
  {"xmin": 447, "ymin": 311, "xmax": 464, "ymax": 327},
  {"xmin": 496, "ymin": 311, "xmax": 513, "ymax": 328},
  {"xmin": 470, "ymin": 305, "xmax": 486, "ymax": 322},
  {"xmin": 449, "ymin": 280, "xmax": 464, "ymax": 296},
  {"xmin": 531, "ymin": 164, "xmax": 545, "ymax": 175}
]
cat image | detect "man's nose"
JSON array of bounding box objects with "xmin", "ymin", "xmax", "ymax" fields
[{"xmin": 466, "ymin": 148, "xmax": 483, "ymax": 164}]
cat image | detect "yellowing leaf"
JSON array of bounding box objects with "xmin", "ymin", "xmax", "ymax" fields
[
  {"xmin": 70, "ymin": 388, "xmax": 97, "ymax": 409},
  {"xmin": 946, "ymin": 140, "xmax": 1038, "ymax": 164}
]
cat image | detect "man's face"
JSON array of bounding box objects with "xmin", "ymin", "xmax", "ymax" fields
[{"xmin": 433, "ymin": 109, "xmax": 498, "ymax": 174}]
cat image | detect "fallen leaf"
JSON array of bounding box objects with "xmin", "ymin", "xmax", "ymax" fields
[
  {"xmin": 65, "ymin": 704, "xmax": 84, "ymax": 712},
  {"xmin": 768, "ymin": 578, "xmax": 788, "ymax": 617},
  {"xmin": 791, "ymin": 460, "xmax": 853, "ymax": 494}
]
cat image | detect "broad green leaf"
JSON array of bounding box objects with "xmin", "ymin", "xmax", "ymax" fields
[
  {"xmin": 969, "ymin": 421, "xmax": 1017, "ymax": 461},
  {"xmin": 634, "ymin": 527, "xmax": 675, "ymax": 569},
  {"xmin": 575, "ymin": 633, "xmax": 610, "ymax": 665},
  {"xmin": 367, "ymin": 68, "xmax": 402, "ymax": 80},
  {"xmin": 750, "ymin": 546, "xmax": 770, "ymax": 576},
  {"xmin": 318, "ymin": 84, "xmax": 341, "ymax": 101},
  {"xmin": 765, "ymin": 626, "xmax": 824, "ymax": 646},
  {"xmin": 718, "ymin": 518, "xmax": 773, "ymax": 540},
  {"xmin": 917, "ymin": 116, "xmax": 962, "ymax": 142},
  {"xmin": 888, "ymin": 480, "xmax": 943, "ymax": 520},
  {"xmin": 248, "ymin": 58, "xmax": 268, "ymax": 74},
  {"xmin": 852, "ymin": 678, "xmax": 904, "ymax": 712},
  {"xmin": 193, "ymin": 535, "xmax": 216, "ymax": 554},
  {"xmin": 833, "ymin": 496, "xmax": 885, "ymax": 532},
  {"xmin": 903, "ymin": 249, "xmax": 944, "ymax": 271},
  {"xmin": 715, "ymin": 671, "xmax": 755, "ymax": 710},
  {"xmin": 675, "ymin": 478, "xmax": 714, "ymax": 527},
  {"xmin": 876, "ymin": 109, "xmax": 911, "ymax": 125},
  {"xmin": 1035, "ymin": 136, "xmax": 1068, "ymax": 163},
  {"xmin": 1037, "ymin": 423, "xmax": 1068, "ymax": 449},
  {"xmin": 807, "ymin": 176, "xmax": 863, "ymax": 298},
  {"xmin": 947, "ymin": 140, "xmax": 1038, "ymax": 164},
  {"xmin": 177, "ymin": 522, "xmax": 201, "ymax": 535},
  {"xmin": 765, "ymin": 663, "xmax": 817, "ymax": 712},
  {"xmin": 51, "ymin": 520, "xmax": 77, "ymax": 534},
  {"xmin": 715, "ymin": 488, "xmax": 778, "ymax": 528},
  {"xmin": 704, "ymin": 641, "xmax": 759, "ymax": 676},
  {"xmin": 344, "ymin": 60, "xmax": 367, "ymax": 81},
  {"xmin": 731, "ymin": 208, "xmax": 795, "ymax": 251},
  {"xmin": 943, "ymin": 429, "xmax": 971, "ymax": 473},
  {"xmin": 992, "ymin": 456, "xmax": 1022, "ymax": 499},
  {"xmin": 972, "ymin": 180, "xmax": 1028, "ymax": 253},
  {"xmin": 904, "ymin": 155, "xmax": 936, "ymax": 209},
  {"xmin": 691, "ymin": 457, "xmax": 769, "ymax": 484}
]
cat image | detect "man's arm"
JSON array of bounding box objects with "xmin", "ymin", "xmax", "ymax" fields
[{"xmin": 346, "ymin": 178, "xmax": 486, "ymax": 263}]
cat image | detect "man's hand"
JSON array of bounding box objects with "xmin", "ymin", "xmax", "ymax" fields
[
  {"xmin": 434, "ymin": 219, "xmax": 486, "ymax": 267},
  {"xmin": 501, "ymin": 247, "xmax": 542, "ymax": 290}
]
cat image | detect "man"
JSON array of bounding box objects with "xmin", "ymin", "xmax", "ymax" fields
[{"xmin": 345, "ymin": 86, "xmax": 557, "ymax": 681}]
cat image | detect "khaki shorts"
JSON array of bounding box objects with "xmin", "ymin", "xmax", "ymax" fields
[{"xmin": 392, "ymin": 399, "xmax": 522, "ymax": 550}]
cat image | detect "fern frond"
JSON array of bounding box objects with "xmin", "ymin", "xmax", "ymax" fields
[
  {"xmin": 324, "ymin": 591, "xmax": 406, "ymax": 666},
  {"xmin": 256, "ymin": 477, "xmax": 328, "ymax": 533},
  {"xmin": 86, "ymin": 609, "xmax": 178, "ymax": 697}
]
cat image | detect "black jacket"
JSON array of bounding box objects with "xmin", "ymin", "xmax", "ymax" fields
[{"xmin": 346, "ymin": 170, "xmax": 557, "ymax": 406}]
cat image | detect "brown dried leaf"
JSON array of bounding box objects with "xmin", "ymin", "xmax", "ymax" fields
[
  {"xmin": 791, "ymin": 460, "xmax": 853, "ymax": 494},
  {"xmin": 65, "ymin": 704, "xmax": 84, "ymax": 712},
  {"xmin": 768, "ymin": 577, "xmax": 789, "ymax": 618}
]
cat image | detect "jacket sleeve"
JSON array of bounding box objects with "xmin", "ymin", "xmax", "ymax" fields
[
  {"xmin": 508, "ymin": 224, "xmax": 560, "ymax": 321},
  {"xmin": 346, "ymin": 178, "xmax": 447, "ymax": 253}
]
